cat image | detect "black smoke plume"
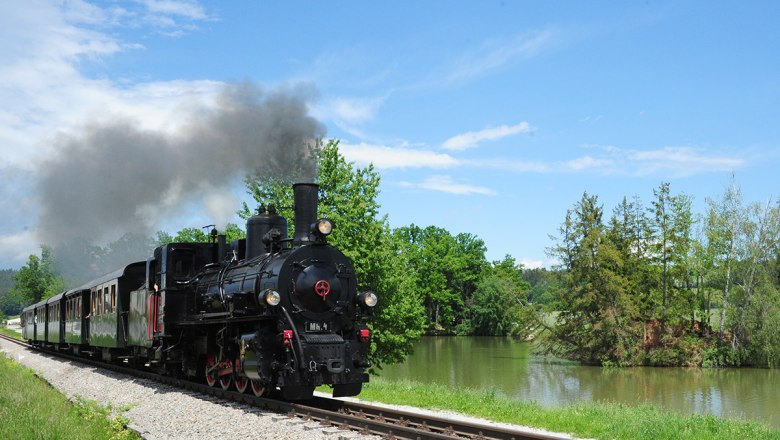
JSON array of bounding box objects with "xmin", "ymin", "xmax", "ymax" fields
[{"xmin": 36, "ymin": 82, "xmax": 324, "ymax": 258}]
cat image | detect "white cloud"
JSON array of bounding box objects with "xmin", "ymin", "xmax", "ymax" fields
[
  {"xmin": 313, "ymin": 94, "xmax": 393, "ymax": 141},
  {"xmin": 463, "ymin": 158, "xmax": 551, "ymax": 173},
  {"xmin": 135, "ymin": 0, "xmax": 208, "ymax": 20},
  {"xmin": 403, "ymin": 175, "xmax": 496, "ymax": 196},
  {"xmin": 329, "ymin": 96, "xmax": 386, "ymax": 125},
  {"xmin": 519, "ymin": 258, "xmax": 544, "ymax": 270},
  {"xmin": 441, "ymin": 122, "xmax": 532, "ymax": 151},
  {"xmin": 626, "ymin": 147, "xmax": 744, "ymax": 176},
  {"xmin": 563, "ymin": 156, "xmax": 612, "ymax": 171},
  {"xmin": 445, "ymin": 29, "xmax": 555, "ymax": 84},
  {"xmin": 583, "ymin": 145, "xmax": 746, "ymax": 177},
  {"xmin": 339, "ymin": 142, "xmax": 458, "ymax": 169}
]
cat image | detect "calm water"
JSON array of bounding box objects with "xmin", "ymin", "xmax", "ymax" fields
[{"xmin": 379, "ymin": 336, "xmax": 779, "ymax": 428}]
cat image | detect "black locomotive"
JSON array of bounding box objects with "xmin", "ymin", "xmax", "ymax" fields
[{"xmin": 21, "ymin": 183, "xmax": 377, "ymax": 400}]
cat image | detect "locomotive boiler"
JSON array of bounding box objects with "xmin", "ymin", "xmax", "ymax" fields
[{"xmin": 23, "ymin": 183, "xmax": 377, "ymax": 400}]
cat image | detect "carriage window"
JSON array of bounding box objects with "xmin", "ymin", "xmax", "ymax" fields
[{"xmin": 111, "ymin": 284, "xmax": 116, "ymax": 309}]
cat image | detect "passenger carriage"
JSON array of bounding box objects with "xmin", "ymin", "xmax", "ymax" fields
[{"xmin": 85, "ymin": 262, "xmax": 145, "ymax": 361}]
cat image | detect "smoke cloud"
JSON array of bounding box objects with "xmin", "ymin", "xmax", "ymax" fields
[{"xmin": 36, "ymin": 82, "xmax": 324, "ymax": 246}]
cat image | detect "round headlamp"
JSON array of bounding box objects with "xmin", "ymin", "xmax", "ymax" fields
[
  {"xmin": 313, "ymin": 219, "xmax": 333, "ymax": 236},
  {"xmin": 358, "ymin": 291, "xmax": 378, "ymax": 308},
  {"xmin": 260, "ymin": 289, "xmax": 281, "ymax": 306}
]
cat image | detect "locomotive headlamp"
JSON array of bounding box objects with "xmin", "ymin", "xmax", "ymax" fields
[
  {"xmin": 358, "ymin": 291, "xmax": 378, "ymax": 308},
  {"xmin": 260, "ymin": 289, "xmax": 281, "ymax": 306},
  {"xmin": 313, "ymin": 219, "xmax": 333, "ymax": 236}
]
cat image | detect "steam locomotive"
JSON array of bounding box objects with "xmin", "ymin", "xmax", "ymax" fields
[{"xmin": 21, "ymin": 183, "xmax": 377, "ymax": 400}]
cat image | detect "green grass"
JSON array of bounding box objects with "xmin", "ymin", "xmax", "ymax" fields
[
  {"xmin": 322, "ymin": 377, "xmax": 779, "ymax": 440},
  {"xmin": 0, "ymin": 353, "xmax": 139, "ymax": 439},
  {"xmin": 0, "ymin": 326, "xmax": 22, "ymax": 340}
]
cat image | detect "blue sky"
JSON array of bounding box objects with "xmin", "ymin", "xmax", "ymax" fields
[{"xmin": 1, "ymin": 1, "xmax": 779, "ymax": 269}]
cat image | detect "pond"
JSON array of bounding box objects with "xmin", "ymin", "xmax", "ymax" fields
[{"xmin": 378, "ymin": 336, "xmax": 779, "ymax": 428}]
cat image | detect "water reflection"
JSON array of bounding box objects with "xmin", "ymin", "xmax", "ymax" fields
[{"xmin": 378, "ymin": 337, "xmax": 779, "ymax": 428}]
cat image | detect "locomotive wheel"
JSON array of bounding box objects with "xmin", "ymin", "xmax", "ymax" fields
[
  {"xmin": 219, "ymin": 375, "xmax": 232, "ymax": 390},
  {"xmin": 250, "ymin": 380, "xmax": 266, "ymax": 397},
  {"xmin": 219, "ymin": 359, "xmax": 233, "ymax": 390},
  {"xmin": 234, "ymin": 377, "xmax": 248, "ymax": 394},
  {"xmin": 205, "ymin": 353, "xmax": 218, "ymax": 387}
]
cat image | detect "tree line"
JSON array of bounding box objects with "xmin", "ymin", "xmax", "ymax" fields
[{"xmin": 543, "ymin": 179, "xmax": 780, "ymax": 367}]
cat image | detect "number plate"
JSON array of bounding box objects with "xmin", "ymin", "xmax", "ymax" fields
[{"xmin": 305, "ymin": 321, "xmax": 329, "ymax": 332}]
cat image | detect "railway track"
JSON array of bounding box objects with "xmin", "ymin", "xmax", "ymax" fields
[{"xmin": 0, "ymin": 333, "xmax": 572, "ymax": 440}]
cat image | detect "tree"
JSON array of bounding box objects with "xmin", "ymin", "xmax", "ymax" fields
[
  {"xmin": 730, "ymin": 198, "xmax": 780, "ymax": 363},
  {"xmin": 705, "ymin": 177, "xmax": 744, "ymax": 342},
  {"xmin": 461, "ymin": 256, "xmax": 532, "ymax": 336},
  {"xmin": 647, "ymin": 183, "xmax": 694, "ymax": 326},
  {"xmin": 522, "ymin": 267, "xmax": 564, "ymax": 307},
  {"xmin": 394, "ymin": 225, "xmax": 487, "ymax": 333},
  {"xmin": 11, "ymin": 246, "xmax": 64, "ymax": 304},
  {"xmin": 0, "ymin": 269, "xmax": 23, "ymax": 316},
  {"xmin": 608, "ymin": 196, "xmax": 652, "ymax": 320},
  {"xmin": 545, "ymin": 192, "xmax": 641, "ymax": 365},
  {"xmin": 241, "ymin": 139, "xmax": 426, "ymax": 367}
]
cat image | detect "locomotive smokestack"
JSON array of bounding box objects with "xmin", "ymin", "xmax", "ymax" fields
[{"xmin": 293, "ymin": 183, "xmax": 318, "ymax": 244}]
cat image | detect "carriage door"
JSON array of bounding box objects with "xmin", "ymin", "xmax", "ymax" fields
[{"xmin": 146, "ymin": 256, "xmax": 161, "ymax": 340}]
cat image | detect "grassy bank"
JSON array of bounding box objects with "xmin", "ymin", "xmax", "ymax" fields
[
  {"xmin": 327, "ymin": 377, "xmax": 779, "ymax": 440},
  {"xmin": 0, "ymin": 353, "xmax": 138, "ymax": 439},
  {"xmin": 0, "ymin": 326, "xmax": 22, "ymax": 340}
]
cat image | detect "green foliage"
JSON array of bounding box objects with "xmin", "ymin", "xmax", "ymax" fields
[
  {"xmin": 522, "ymin": 267, "xmax": 565, "ymax": 307},
  {"xmin": 646, "ymin": 183, "xmax": 695, "ymax": 324},
  {"xmin": 546, "ymin": 178, "xmax": 780, "ymax": 368},
  {"xmin": 545, "ymin": 192, "xmax": 642, "ymax": 365},
  {"xmin": 167, "ymin": 223, "xmax": 247, "ymax": 243},
  {"xmin": 0, "ymin": 269, "xmax": 23, "ymax": 315},
  {"xmin": 459, "ymin": 256, "xmax": 534, "ymax": 336},
  {"xmin": 395, "ymin": 225, "xmax": 487, "ymax": 333},
  {"xmin": 10, "ymin": 246, "xmax": 64, "ymax": 304}
]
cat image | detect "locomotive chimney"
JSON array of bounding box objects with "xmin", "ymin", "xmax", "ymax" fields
[{"xmin": 293, "ymin": 183, "xmax": 318, "ymax": 245}]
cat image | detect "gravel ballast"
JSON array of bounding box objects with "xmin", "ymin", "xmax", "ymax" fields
[{"xmin": 0, "ymin": 338, "xmax": 377, "ymax": 440}]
